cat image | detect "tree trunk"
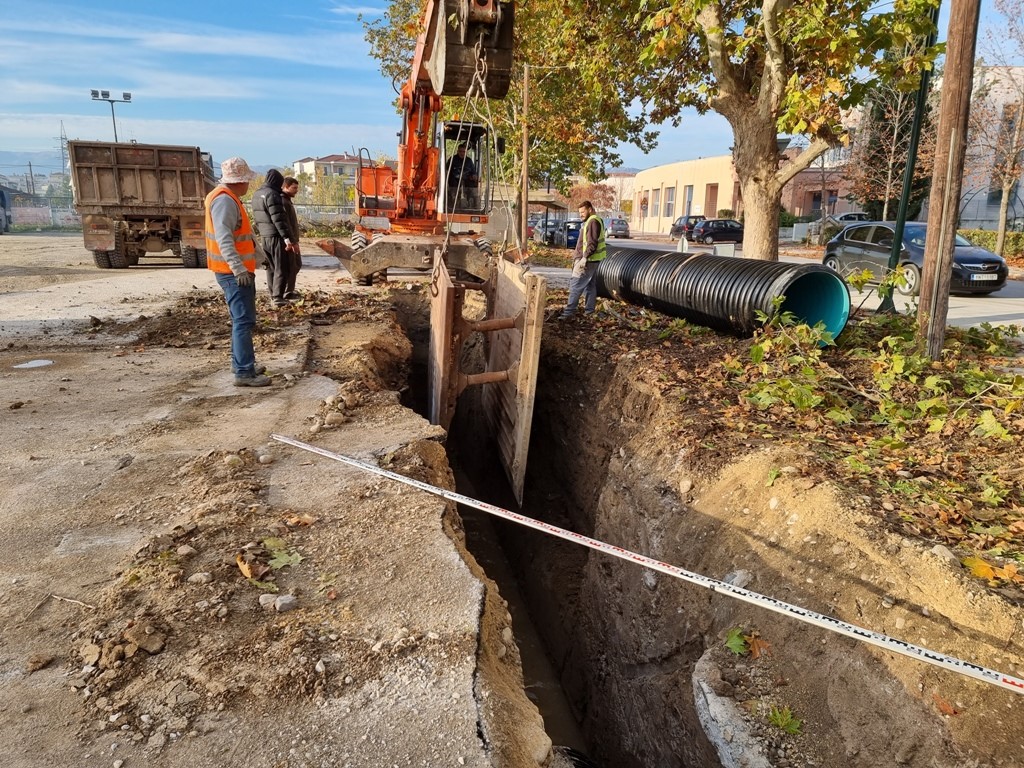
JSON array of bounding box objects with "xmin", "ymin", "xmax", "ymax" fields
[
  {"xmin": 731, "ymin": 117, "xmax": 783, "ymax": 261},
  {"xmin": 996, "ymin": 182, "xmax": 1011, "ymax": 255},
  {"xmin": 739, "ymin": 177, "xmax": 782, "ymax": 260}
]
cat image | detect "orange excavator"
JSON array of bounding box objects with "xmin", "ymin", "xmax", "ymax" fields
[{"xmin": 321, "ymin": 0, "xmax": 515, "ymax": 284}]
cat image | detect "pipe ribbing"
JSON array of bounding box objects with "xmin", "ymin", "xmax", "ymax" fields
[{"xmin": 597, "ymin": 249, "xmax": 850, "ymax": 337}]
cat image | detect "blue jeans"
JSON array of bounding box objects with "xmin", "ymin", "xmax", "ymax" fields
[
  {"xmin": 215, "ymin": 272, "xmax": 257, "ymax": 375},
  {"xmin": 562, "ymin": 259, "xmax": 600, "ymax": 316}
]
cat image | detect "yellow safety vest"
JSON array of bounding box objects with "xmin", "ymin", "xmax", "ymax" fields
[
  {"xmin": 582, "ymin": 214, "xmax": 607, "ymax": 262},
  {"xmin": 204, "ymin": 186, "xmax": 256, "ymax": 274}
]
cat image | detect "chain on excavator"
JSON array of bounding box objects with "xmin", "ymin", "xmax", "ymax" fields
[{"xmin": 425, "ymin": 0, "xmax": 514, "ymax": 99}]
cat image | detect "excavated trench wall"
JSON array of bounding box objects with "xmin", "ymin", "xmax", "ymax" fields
[
  {"xmin": 500, "ymin": 333, "xmax": 1024, "ymax": 768},
  {"xmin": 394, "ymin": 288, "xmax": 1024, "ymax": 768}
]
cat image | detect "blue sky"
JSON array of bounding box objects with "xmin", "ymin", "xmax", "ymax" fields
[{"xmin": 0, "ymin": 0, "xmax": 984, "ymax": 176}]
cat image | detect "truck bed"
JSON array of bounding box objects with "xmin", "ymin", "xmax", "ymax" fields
[{"xmin": 70, "ymin": 142, "xmax": 214, "ymax": 214}]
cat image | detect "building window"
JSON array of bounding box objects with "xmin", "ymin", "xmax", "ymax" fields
[
  {"xmin": 664, "ymin": 187, "xmax": 675, "ymax": 218},
  {"xmin": 651, "ymin": 189, "xmax": 661, "ymax": 217}
]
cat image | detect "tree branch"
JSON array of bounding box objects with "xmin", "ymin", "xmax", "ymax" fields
[
  {"xmin": 757, "ymin": 0, "xmax": 793, "ymax": 119},
  {"xmin": 699, "ymin": 4, "xmax": 749, "ymax": 118},
  {"xmin": 775, "ymin": 138, "xmax": 832, "ymax": 188}
]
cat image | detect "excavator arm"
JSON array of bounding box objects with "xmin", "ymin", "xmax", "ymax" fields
[{"xmin": 357, "ymin": 0, "xmax": 514, "ymax": 234}]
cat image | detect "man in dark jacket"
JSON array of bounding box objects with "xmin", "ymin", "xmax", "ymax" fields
[
  {"xmin": 251, "ymin": 169, "xmax": 296, "ymax": 307},
  {"xmin": 282, "ymin": 176, "xmax": 302, "ymax": 301},
  {"xmin": 446, "ymin": 143, "xmax": 478, "ymax": 208}
]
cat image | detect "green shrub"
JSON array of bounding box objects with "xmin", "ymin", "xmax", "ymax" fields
[
  {"xmin": 718, "ymin": 208, "xmax": 735, "ymax": 219},
  {"xmin": 959, "ymin": 229, "xmax": 1024, "ymax": 258},
  {"xmin": 779, "ymin": 208, "xmax": 797, "ymax": 227},
  {"xmin": 821, "ymin": 223, "xmax": 843, "ymax": 243}
]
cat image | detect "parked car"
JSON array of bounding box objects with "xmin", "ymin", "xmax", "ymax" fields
[
  {"xmin": 691, "ymin": 218, "xmax": 744, "ymax": 245},
  {"xmin": 823, "ymin": 221, "xmax": 1008, "ymax": 296},
  {"xmin": 836, "ymin": 211, "xmax": 870, "ymax": 222},
  {"xmin": 555, "ymin": 218, "xmax": 583, "ymax": 249},
  {"xmin": 669, "ymin": 214, "xmax": 706, "ymax": 240},
  {"xmin": 604, "ymin": 217, "xmax": 630, "ymax": 238},
  {"xmin": 532, "ymin": 219, "xmax": 560, "ymax": 245}
]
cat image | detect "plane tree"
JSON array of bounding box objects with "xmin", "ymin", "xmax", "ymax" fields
[
  {"xmin": 363, "ymin": 0, "xmax": 940, "ymax": 258},
  {"xmin": 621, "ymin": 0, "xmax": 941, "ymax": 259},
  {"xmin": 362, "ymin": 2, "xmax": 657, "ymax": 194}
]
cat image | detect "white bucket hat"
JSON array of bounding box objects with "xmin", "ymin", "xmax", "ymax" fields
[{"xmin": 220, "ymin": 156, "xmax": 255, "ymax": 183}]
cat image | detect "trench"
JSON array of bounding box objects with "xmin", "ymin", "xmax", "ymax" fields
[{"xmin": 391, "ymin": 289, "xmax": 723, "ymax": 768}]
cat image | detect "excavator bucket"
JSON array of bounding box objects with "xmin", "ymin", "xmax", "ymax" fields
[{"xmin": 425, "ymin": 0, "xmax": 514, "ymax": 99}]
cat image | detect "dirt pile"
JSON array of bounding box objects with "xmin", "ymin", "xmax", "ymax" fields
[{"xmin": 0, "ymin": 250, "xmax": 549, "ymax": 768}]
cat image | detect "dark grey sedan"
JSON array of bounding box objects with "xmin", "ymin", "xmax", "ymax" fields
[{"xmin": 823, "ymin": 222, "xmax": 1008, "ymax": 296}]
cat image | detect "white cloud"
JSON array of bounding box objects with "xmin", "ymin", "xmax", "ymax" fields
[
  {"xmin": 327, "ymin": 2, "xmax": 387, "ymax": 17},
  {"xmin": 0, "ymin": 113, "xmax": 401, "ymax": 166}
]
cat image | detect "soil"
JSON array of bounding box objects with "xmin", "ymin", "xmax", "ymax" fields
[
  {"xmin": 504, "ymin": 295, "xmax": 1024, "ymax": 768},
  {"xmin": 3, "ymin": 234, "xmax": 1024, "ymax": 768},
  {"xmin": 0, "ymin": 235, "xmax": 548, "ymax": 768}
]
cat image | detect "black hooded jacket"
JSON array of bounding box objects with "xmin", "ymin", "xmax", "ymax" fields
[{"xmin": 251, "ymin": 169, "xmax": 291, "ymax": 241}]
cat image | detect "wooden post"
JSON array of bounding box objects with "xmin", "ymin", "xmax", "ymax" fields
[
  {"xmin": 520, "ymin": 64, "xmax": 530, "ymax": 248},
  {"xmin": 918, "ymin": 0, "xmax": 981, "ymax": 358}
]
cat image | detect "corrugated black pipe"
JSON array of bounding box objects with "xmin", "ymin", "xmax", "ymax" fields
[{"xmin": 596, "ymin": 249, "xmax": 851, "ymax": 337}]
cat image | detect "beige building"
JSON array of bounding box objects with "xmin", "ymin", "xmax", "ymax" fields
[{"xmin": 633, "ymin": 155, "xmax": 740, "ymax": 235}]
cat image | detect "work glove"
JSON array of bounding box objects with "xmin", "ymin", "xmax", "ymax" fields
[{"xmin": 236, "ymin": 271, "xmax": 255, "ymax": 288}]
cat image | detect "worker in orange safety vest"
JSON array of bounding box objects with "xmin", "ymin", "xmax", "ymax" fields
[{"xmin": 204, "ymin": 156, "xmax": 271, "ymax": 387}]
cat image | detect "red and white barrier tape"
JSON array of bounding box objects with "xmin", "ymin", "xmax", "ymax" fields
[{"xmin": 271, "ymin": 434, "xmax": 1024, "ymax": 696}]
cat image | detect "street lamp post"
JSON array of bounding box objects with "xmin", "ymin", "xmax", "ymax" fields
[{"xmin": 90, "ymin": 90, "xmax": 132, "ymax": 142}]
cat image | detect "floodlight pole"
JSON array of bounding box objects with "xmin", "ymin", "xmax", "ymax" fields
[{"xmin": 90, "ymin": 90, "xmax": 132, "ymax": 143}]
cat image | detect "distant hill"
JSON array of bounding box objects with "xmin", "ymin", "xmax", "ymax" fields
[
  {"xmin": 0, "ymin": 151, "xmax": 65, "ymax": 175},
  {"xmin": 0, "ymin": 152, "xmax": 288, "ymax": 178}
]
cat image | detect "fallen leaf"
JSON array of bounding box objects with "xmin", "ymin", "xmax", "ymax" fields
[
  {"xmin": 932, "ymin": 693, "xmax": 959, "ymax": 716},
  {"xmin": 994, "ymin": 563, "xmax": 1024, "ymax": 583},
  {"xmin": 746, "ymin": 634, "xmax": 772, "ymax": 660},
  {"xmin": 962, "ymin": 556, "xmax": 996, "ymax": 581},
  {"xmin": 285, "ymin": 513, "xmax": 318, "ymax": 527},
  {"xmin": 235, "ymin": 553, "xmax": 254, "ymax": 579}
]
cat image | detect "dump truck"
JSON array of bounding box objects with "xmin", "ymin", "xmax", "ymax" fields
[{"xmin": 69, "ymin": 140, "xmax": 216, "ymax": 269}]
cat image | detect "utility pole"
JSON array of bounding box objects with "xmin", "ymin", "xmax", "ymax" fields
[
  {"xmin": 27, "ymin": 162, "xmax": 36, "ymax": 196},
  {"xmin": 520, "ymin": 64, "xmax": 530, "ymax": 250},
  {"xmin": 918, "ymin": 0, "xmax": 981, "ymax": 358}
]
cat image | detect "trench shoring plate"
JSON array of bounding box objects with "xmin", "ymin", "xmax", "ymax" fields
[
  {"xmin": 428, "ymin": 257, "xmax": 459, "ymax": 427},
  {"xmin": 482, "ymin": 259, "xmax": 546, "ymax": 505}
]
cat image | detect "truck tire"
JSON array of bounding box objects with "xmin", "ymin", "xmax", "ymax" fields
[
  {"xmin": 181, "ymin": 245, "xmax": 199, "ymax": 269},
  {"xmin": 108, "ymin": 224, "xmax": 130, "ymax": 269},
  {"xmin": 92, "ymin": 250, "xmax": 112, "ymax": 269},
  {"xmin": 197, "ymin": 249, "xmax": 208, "ymax": 269}
]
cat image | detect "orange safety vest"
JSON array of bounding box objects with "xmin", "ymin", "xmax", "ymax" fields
[{"xmin": 204, "ymin": 186, "xmax": 256, "ymax": 274}]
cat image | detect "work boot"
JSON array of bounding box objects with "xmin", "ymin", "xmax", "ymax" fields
[
  {"xmin": 233, "ymin": 372, "xmax": 272, "ymax": 387},
  {"xmin": 284, "ymin": 291, "xmax": 302, "ymax": 301},
  {"xmin": 233, "ymin": 364, "xmax": 266, "ymax": 375}
]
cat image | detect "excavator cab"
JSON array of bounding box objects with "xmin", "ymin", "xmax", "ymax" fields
[{"xmin": 439, "ymin": 121, "xmax": 492, "ymax": 217}]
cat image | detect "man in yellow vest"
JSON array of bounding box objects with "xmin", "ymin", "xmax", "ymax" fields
[
  {"xmin": 205, "ymin": 157, "xmax": 271, "ymax": 387},
  {"xmin": 558, "ymin": 200, "xmax": 607, "ymax": 320}
]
